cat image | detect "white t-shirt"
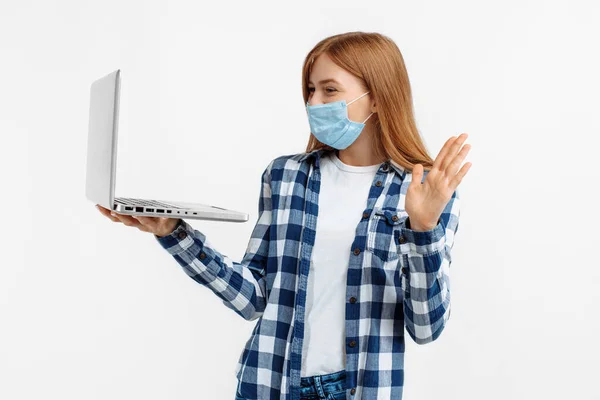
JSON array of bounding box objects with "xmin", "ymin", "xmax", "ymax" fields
[{"xmin": 301, "ymin": 150, "xmax": 381, "ymax": 377}]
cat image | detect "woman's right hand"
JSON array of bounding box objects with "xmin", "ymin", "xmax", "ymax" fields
[{"xmin": 96, "ymin": 204, "xmax": 182, "ymax": 237}]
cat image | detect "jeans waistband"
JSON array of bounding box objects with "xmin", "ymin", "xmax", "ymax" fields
[{"xmin": 300, "ymin": 369, "xmax": 346, "ymax": 398}]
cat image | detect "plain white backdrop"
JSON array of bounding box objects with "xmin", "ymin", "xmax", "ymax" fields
[{"xmin": 1, "ymin": 0, "xmax": 599, "ymax": 399}]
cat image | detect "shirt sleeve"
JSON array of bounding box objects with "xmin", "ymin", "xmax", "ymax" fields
[
  {"xmin": 399, "ymin": 188, "xmax": 460, "ymax": 344},
  {"xmin": 153, "ymin": 160, "xmax": 274, "ymax": 322}
]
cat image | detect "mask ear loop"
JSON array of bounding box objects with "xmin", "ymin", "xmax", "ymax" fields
[
  {"xmin": 347, "ymin": 91, "xmax": 371, "ymax": 106},
  {"xmin": 348, "ymin": 91, "xmax": 373, "ymax": 124}
]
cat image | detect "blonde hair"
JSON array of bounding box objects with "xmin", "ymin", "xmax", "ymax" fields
[{"xmin": 302, "ymin": 31, "xmax": 434, "ymax": 171}]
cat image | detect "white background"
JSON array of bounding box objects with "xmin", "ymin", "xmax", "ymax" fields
[{"xmin": 1, "ymin": 0, "xmax": 599, "ymax": 399}]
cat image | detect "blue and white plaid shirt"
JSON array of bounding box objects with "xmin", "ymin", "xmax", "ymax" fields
[{"xmin": 155, "ymin": 147, "xmax": 460, "ymax": 400}]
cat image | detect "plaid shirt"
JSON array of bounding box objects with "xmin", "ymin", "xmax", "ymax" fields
[{"xmin": 154, "ymin": 148, "xmax": 460, "ymax": 400}]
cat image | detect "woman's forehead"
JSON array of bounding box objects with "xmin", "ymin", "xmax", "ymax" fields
[
  {"xmin": 309, "ymin": 67, "xmax": 361, "ymax": 90},
  {"xmin": 309, "ymin": 54, "xmax": 348, "ymax": 82}
]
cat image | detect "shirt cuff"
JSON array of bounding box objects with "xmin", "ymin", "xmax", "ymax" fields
[
  {"xmin": 399, "ymin": 217, "xmax": 445, "ymax": 255},
  {"xmin": 154, "ymin": 219, "xmax": 195, "ymax": 256}
]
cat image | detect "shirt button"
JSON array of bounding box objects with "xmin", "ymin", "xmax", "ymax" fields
[
  {"xmin": 398, "ymin": 235, "xmax": 406, "ymax": 244},
  {"xmin": 382, "ymin": 164, "xmax": 389, "ymax": 171},
  {"xmin": 375, "ymin": 180, "xmax": 382, "ymax": 187},
  {"xmin": 351, "ymin": 388, "xmax": 356, "ymax": 395},
  {"xmin": 391, "ymin": 215, "xmax": 398, "ymax": 222},
  {"xmin": 353, "ymin": 248, "xmax": 361, "ymax": 255},
  {"xmin": 178, "ymin": 231, "xmax": 187, "ymax": 239},
  {"xmin": 362, "ymin": 211, "xmax": 369, "ymax": 219},
  {"xmin": 199, "ymin": 252, "xmax": 206, "ymax": 260},
  {"xmin": 348, "ymin": 340, "xmax": 356, "ymax": 347},
  {"xmin": 349, "ymin": 296, "xmax": 357, "ymax": 303},
  {"xmin": 401, "ymin": 267, "xmax": 408, "ymax": 274}
]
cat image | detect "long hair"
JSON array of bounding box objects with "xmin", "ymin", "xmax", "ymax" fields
[{"xmin": 302, "ymin": 31, "xmax": 434, "ymax": 171}]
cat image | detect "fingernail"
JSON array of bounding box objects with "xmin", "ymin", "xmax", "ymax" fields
[{"xmin": 111, "ymin": 212, "xmax": 116, "ymax": 216}]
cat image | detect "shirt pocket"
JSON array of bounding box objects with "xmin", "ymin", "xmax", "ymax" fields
[{"xmin": 366, "ymin": 207, "xmax": 409, "ymax": 264}]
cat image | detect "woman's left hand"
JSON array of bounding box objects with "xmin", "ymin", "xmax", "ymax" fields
[{"xmin": 405, "ymin": 133, "xmax": 472, "ymax": 231}]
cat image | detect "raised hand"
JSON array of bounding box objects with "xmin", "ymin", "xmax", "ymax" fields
[{"xmin": 405, "ymin": 133, "xmax": 471, "ymax": 231}]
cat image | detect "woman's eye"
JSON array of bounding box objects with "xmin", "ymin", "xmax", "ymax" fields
[{"xmin": 307, "ymin": 87, "xmax": 337, "ymax": 93}]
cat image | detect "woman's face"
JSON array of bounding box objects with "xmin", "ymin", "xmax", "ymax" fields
[{"xmin": 307, "ymin": 53, "xmax": 375, "ymax": 124}]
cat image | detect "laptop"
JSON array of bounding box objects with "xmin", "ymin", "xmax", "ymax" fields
[{"xmin": 85, "ymin": 69, "xmax": 249, "ymax": 223}]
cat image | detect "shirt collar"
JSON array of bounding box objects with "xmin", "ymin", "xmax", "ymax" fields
[{"xmin": 298, "ymin": 148, "xmax": 407, "ymax": 179}]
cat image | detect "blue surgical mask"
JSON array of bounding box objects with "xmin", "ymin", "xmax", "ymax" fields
[{"xmin": 305, "ymin": 91, "xmax": 374, "ymax": 150}]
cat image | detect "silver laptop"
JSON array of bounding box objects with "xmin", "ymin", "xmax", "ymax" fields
[{"xmin": 85, "ymin": 69, "xmax": 249, "ymax": 223}]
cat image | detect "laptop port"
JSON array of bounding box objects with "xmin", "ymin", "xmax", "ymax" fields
[
  {"xmin": 166, "ymin": 210, "xmax": 172, "ymax": 214},
  {"xmin": 146, "ymin": 208, "xmax": 154, "ymax": 212},
  {"xmin": 125, "ymin": 206, "xmax": 133, "ymax": 211},
  {"xmin": 135, "ymin": 207, "xmax": 143, "ymax": 212},
  {"xmin": 156, "ymin": 209, "xmax": 164, "ymax": 213},
  {"xmin": 193, "ymin": 212, "xmax": 197, "ymax": 215}
]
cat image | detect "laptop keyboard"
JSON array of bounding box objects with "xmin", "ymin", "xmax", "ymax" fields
[{"xmin": 114, "ymin": 197, "xmax": 184, "ymax": 209}]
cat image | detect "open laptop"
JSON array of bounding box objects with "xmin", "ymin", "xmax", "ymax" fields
[{"xmin": 85, "ymin": 69, "xmax": 249, "ymax": 223}]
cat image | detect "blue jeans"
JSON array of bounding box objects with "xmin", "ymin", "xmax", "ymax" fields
[{"xmin": 235, "ymin": 369, "xmax": 347, "ymax": 400}]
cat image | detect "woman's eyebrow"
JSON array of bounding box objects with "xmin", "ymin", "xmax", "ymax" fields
[{"xmin": 308, "ymin": 78, "xmax": 342, "ymax": 85}]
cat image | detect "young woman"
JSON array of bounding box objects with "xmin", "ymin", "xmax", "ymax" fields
[{"xmin": 97, "ymin": 31, "xmax": 471, "ymax": 400}]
